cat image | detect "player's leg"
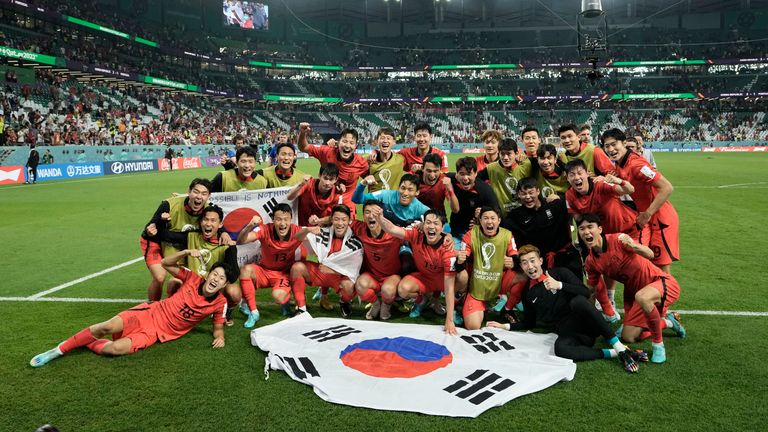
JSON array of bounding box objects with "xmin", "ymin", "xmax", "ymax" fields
[
  {"xmin": 289, "ymin": 261, "xmax": 312, "ymax": 313},
  {"xmin": 634, "ymin": 284, "xmax": 667, "ymax": 363},
  {"xmin": 337, "ymin": 278, "xmax": 356, "ymax": 318},
  {"xmin": 378, "ymin": 275, "xmax": 400, "ymax": 320},
  {"xmin": 462, "ymin": 294, "xmax": 486, "ymax": 330},
  {"xmin": 31, "ymin": 315, "xmax": 126, "ymax": 367},
  {"xmin": 398, "ymin": 274, "xmax": 429, "ymax": 318},
  {"xmin": 141, "ymin": 237, "xmax": 166, "ymax": 301},
  {"xmin": 355, "ymin": 273, "xmax": 381, "ymax": 320},
  {"xmin": 271, "ymin": 277, "xmax": 292, "ymax": 307},
  {"xmin": 223, "ymin": 281, "xmax": 242, "ymax": 327},
  {"xmin": 240, "ymin": 264, "xmax": 260, "ymax": 326}
]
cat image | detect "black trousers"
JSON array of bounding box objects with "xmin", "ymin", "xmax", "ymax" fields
[
  {"xmin": 553, "ymin": 296, "xmax": 616, "ymax": 362},
  {"xmin": 27, "ymin": 164, "xmax": 38, "ymax": 182}
]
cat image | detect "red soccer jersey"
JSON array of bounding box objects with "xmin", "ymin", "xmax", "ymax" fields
[
  {"xmin": 306, "ymin": 145, "xmax": 369, "ymax": 198},
  {"xmin": 585, "ymin": 234, "xmax": 668, "ymax": 297},
  {"xmin": 566, "ymin": 180, "xmax": 638, "ymax": 234},
  {"xmin": 351, "ymin": 221, "xmax": 403, "ymax": 281},
  {"xmin": 404, "ymin": 228, "xmax": 457, "ymax": 288},
  {"xmin": 475, "ymin": 154, "xmax": 498, "ymax": 173},
  {"xmin": 153, "ymin": 267, "xmax": 227, "ymax": 343},
  {"xmin": 593, "ymin": 146, "xmax": 615, "ymax": 176},
  {"xmin": 296, "ymin": 178, "xmax": 347, "ymax": 226},
  {"xmin": 399, "ymin": 146, "xmax": 449, "ymax": 173},
  {"xmin": 418, "ymin": 175, "xmax": 450, "ymax": 214},
  {"xmin": 614, "ymin": 152, "xmax": 674, "ymax": 216},
  {"xmin": 460, "ymin": 229, "xmax": 518, "ymax": 258},
  {"xmin": 251, "ymin": 223, "xmax": 303, "ymax": 272}
]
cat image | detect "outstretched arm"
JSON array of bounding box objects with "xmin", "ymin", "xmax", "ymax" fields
[
  {"xmin": 370, "ymin": 206, "xmax": 406, "ymax": 240},
  {"xmin": 618, "ymin": 233, "xmax": 654, "ymax": 260},
  {"xmin": 287, "ymin": 175, "xmax": 312, "ymax": 201},
  {"xmin": 212, "ymin": 323, "xmax": 225, "ymax": 348},
  {"xmin": 297, "ymin": 122, "xmax": 311, "ymax": 152},
  {"xmin": 237, "ymin": 215, "xmax": 262, "ymax": 244},
  {"xmin": 294, "ymin": 225, "xmax": 322, "ymax": 242}
]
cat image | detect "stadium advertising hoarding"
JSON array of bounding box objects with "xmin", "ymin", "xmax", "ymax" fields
[
  {"xmin": 701, "ymin": 146, "xmax": 767, "ymax": 152},
  {"xmin": 0, "ymin": 166, "xmax": 25, "ymax": 185},
  {"xmin": 158, "ymin": 157, "xmax": 202, "ymax": 171},
  {"xmin": 32, "ymin": 163, "xmax": 104, "ymax": 182},
  {"xmin": 103, "ymin": 160, "xmax": 158, "ymax": 175},
  {"xmin": 0, "ymin": 46, "xmax": 60, "ymax": 66}
]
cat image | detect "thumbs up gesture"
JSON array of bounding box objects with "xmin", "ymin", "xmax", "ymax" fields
[{"xmin": 543, "ymin": 271, "xmax": 561, "ymax": 292}]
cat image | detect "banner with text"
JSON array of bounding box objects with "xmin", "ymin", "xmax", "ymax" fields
[
  {"xmin": 103, "ymin": 159, "xmax": 158, "ymax": 175},
  {"xmin": 158, "ymin": 157, "xmax": 202, "ymax": 171},
  {"xmin": 32, "ymin": 162, "xmax": 104, "ymax": 182}
]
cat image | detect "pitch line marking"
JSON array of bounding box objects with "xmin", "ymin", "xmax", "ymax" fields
[
  {"xmin": 677, "ymin": 181, "xmax": 768, "ymax": 189},
  {"xmin": 27, "ymin": 257, "xmax": 144, "ymax": 299}
]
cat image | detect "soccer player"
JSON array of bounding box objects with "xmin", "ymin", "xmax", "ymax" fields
[
  {"xmin": 521, "ymin": 126, "xmax": 542, "ymax": 157},
  {"xmin": 559, "ymin": 124, "xmax": 614, "ymax": 176},
  {"xmin": 352, "ymin": 173, "xmax": 429, "ymax": 227},
  {"xmin": 477, "ymin": 138, "xmax": 532, "ymax": 217},
  {"xmin": 399, "ymin": 122, "xmax": 449, "ymax": 173},
  {"xmin": 475, "ymin": 130, "xmax": 502, "ymax": 172},
  {"xmin": 290, "ymin": 205, "xmax": 364, "ymax": 317},
  {"xmin": 455, "ymin": 206, "xmax": 526, "ymax": 330},
  {"xmin": 417, "ymin": 153, "xmax": 459, "ymax": 220},
  {"xmin": 448, "ymin": 157, "xmax": 499, "ymax": 248},
  {"xmin": 601, "ymin": 129, "xmax": 679, "ymax": 273},
  {"xmin": 140, "ymin": 178, "xmax": 212, "ymax": 301},
  {"xmin": 372, "ymin": 207, "xmax": 458, "ymax": 335},
  {"xmin": 487, "ymin": 245, "xmax": 646, "ymax": 373},
  {"xmin": 530, "ymin": 143, "xmax": 570, "ymax": 197},
  {"xmin": 298, "ymin": 123, "xmax": 368, "ymax": 209},
  {"xmin": 237, "ymin": 203, "xmax": 307, "ymax": 327},
  {"xmin": 352, "ymin": 200, "xmax": 405, "ymax": 321},
  {"xmin": 367, "ymin": 127, "xmax": 405, "ymax": 192},
  {"xmin": 258, "ymin": 143, "xmax": 306, "ymax": 188},
  {"xmin": 578, "ymin": 214, "xmax": 686, "ymax": 363},
  {"xmin": 30, "ymin": 249, "xmax": 237, "ymax": 367},
  {"xmin": 211, "ymin": 146, "xmax": 267, "ymax": 192},
  {"xmin": 287, "ymin": 163, "xmax": 349, "ymax": 227}
]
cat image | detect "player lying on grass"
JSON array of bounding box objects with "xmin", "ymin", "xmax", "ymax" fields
[
  {"xmin": 487, "ymin": 245, "xmax": 647, "ymax": 373},
  {"xmin": 30, "ymin": 250, "xmax": 238, "ymax": 367},
  {"xmin": 578, "ymin": 213, "xmax": 687, "ymax": 364}
]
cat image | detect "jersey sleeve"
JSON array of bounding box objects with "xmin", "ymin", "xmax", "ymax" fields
[
  {"xmin": 403, "ymin": 227, "xmax": 419, "ymax": 245},
  {"xmin": 306, "ymin": 145, "xmax": 329, "ymax": 162},
  {"xmin": 177, "ymin": 266, "xmax": 192, "ymax": 282},
  {"xmin": 593, "ymin": 147, "xmax": 615, "ymax": 175},
  {"xmin": 632, "ymin": 158, "xmax": 660, "ymax": 185},
  {"xmin": 585, "ymin": 258, "xmax": 601, "ymax": 288},
  {"xmin": 506, "ymin": 235, "xmax": 518, "ymax": 256},
  {"xmin": 440, "ymin": 151, "xmax": 449, "ymax": 172},
  {"xmin": 461, "ymin": 230, "xmax": 473, "ymax": 258},
  {"xmin": 211, "ymin": 301, "xmax": 227, "ymax": 325}
]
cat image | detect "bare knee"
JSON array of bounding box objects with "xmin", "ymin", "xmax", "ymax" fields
[
  {"xmin": 290, "ymin": 262, "xmax": 307, "ymax": 279},
  {"xmin": 273, "ymin": 290, "xmax": 289, "ymax": 304}
]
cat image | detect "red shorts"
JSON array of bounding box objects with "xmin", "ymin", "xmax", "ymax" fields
[
  {"xmin": 139, "ymin": 237, "xmax": 163, "ymax": 266},
  {"xmin": 115, "ymin": 303, "xmax": 159, "ymax": 353},
  {"xmin": 649, "ymin": 208, "xmax": 679, "ymax": 266},
  {"xmin": 623, "ymin": 276, "xmax": 681, "ymax": 328},
  {"xmin": 247, "ymin": 264, "xmax": 291, "ymax": 294},
  {"xmin": 627, "ymin": 223, "xmax": 651, "ymax": 245},
  {"xmin": 306, "ymin": 262, "xmax": 349, "ymax": 291},
  {"xmin": 463, "ymin": 270, "xmax": 517, "ymax": 319},
  {"xmin": 463, "ymin": 294, "xmax": 488, "ymax": 319},
  {"xmin": 403, "ymin": 272, "xmax": 444, "ymax": 295}
]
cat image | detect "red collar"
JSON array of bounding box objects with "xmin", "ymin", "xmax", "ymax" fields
[
  {"xmin": 275, "ymin": 167, "xmax": 293, "ymax": 179},
  {"xmin": 202, "ymin": 234, "xmax": 219, "ymax": 244},
  {"xmin": 529, "ymin": 273, "xmax": 548, "ymax": 287},
  {"xmin": 184, "ymin": 200, "xmax": 204, "ymax": 216},
  {"xmin": 237, "ymin": 170, "xmax": 253, "ymax": 182}
]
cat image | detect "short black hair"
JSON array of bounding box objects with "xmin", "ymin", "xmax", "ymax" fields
[
  {"xmin": 376, "ymin": 127, "xmax": 395, "ymax": 139},
  {"xmin": 202, "ymin": 205, "xmax": 224, "ymax": 221},
  {"xmin": 233, "ymin": 134, "xmax": 246, "ymax": 144},
  {"xmin": 276, "ymin": 142, "xmax": 296, "ymax": 154},
  {"xmin": 517, "ymin": 177, "xmax": 539, "ymax": 192},
  {"xmin": 362, "ymin": 199, "xmax": 383, "ymax": 211},
  {"xmin": 273, "ymin": 202, "xmax": 293, "ymax": 217},
  {"xmin": 521, "ymin": 126, "xmax": 540, "ymax": 137},
  {"xmin": 478, "ymin": 206, "xmax": 500, "ymax": 218},
  {"xmin": 319, "ymin": 162, "xmax": 339, "ymax": 179},
  {"xmin": 210, "ymin": 262, "xmax": 238, "ymax": 284},
  {"xmin": 414, "ymin": 122, "xmax": 432, "ymax": 135},
  {"xmin": 423, "ymin": 209, "xmax": 446, "ymax": 225},
  {"xmin": 456, "ymin": 156, "xmax": 478, "ymax": 173},
  {"xmin": 557, "ymin": 124, "xmax": 579, "ymax": 136},
  {"xmin": 579, "ymin": 124, "xmax": 591, "ymax": 132},
  {"xmin": 564, "ymin": 158, "xmax": 587, "ymax": 174},
  {"xmin": 331, "ymin": 204, "xmax": 352, "ymax": 218},
  {"xmin": 340, "ymin": 128, "xmax": 359, "ymax": 142},
  {"xmin": 576, "ymin": 213, "xmax": 602, "ymax": 227},
  {"xmin": 189, "ymin": 178, "xmax": 213, "ymax": 193},
  {"xmin": 536, "ymin": 143, "xmax": 558, "ymax": 158},
  {"xmin": 236, "ymin": 146, "xmax": 257, "ymax": 161},
  {"xmin": 601, "ymin": 128, "xmax": 626, "ymax": 144},
  {"xmin": 423, "ymin": 153, "xmax": 443, "ymax": 168},
  {"xmin": 400, "ymin": 173, "xmax": 420, "ymax": 187},
  {"xmin": 499, "ymin": 138, "xmax": 518, "ymax": 153}
]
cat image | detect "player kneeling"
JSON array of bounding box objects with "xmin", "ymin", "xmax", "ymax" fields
[
  {"xmin": 487, "ymin": 245, "xmax": 647, "ymax": 373},
  {"xmin": 30, "ymin": 250, "xmax": 237, "ymax": 367}
]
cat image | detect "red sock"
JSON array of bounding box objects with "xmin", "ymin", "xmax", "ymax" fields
[
  {"xmin": 360, "ymin": 289, "xmax": 378, "ymax": 303},
  {"xmin": 292, "ymin": 277, "xmax": 307, "ymax": 308},
  {"xmin": 594, "ymin": 279, "xmax": 616, "ymax": 316},
  {"xmin": 645, "ymin": 307, "xmax": 664, "ymax": 344},
  {"xmin": 504, "ymin": 280, "xmax": 527, "ymax": 310},
  {"xmin": 86, "ymin": 339, "xmax": 110, "ymax": 355},
  {"xmin": 320, "ymin": 286, "xmax": 329, "ymax": 295},
  {"xmin": 341, "ymin": 289, "xmax": 357, "ymax": 303},
  {"xmin": 240, "ymin": 278, "xmax": 258, "ymax": 311},
  {"xmin": 639, "ymin": 331, "xmax": 652, "ymax": 340},
  {"xmin": 59, "ymin": 328, "xmax": 97, "ymax": 354}
]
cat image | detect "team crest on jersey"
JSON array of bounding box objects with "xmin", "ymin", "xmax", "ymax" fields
[
  {"xmin": 541, "ymin": 186, "xmax": 555, "ymax": 198},
  {"xmin": 640, "ymin": 165, "xmax": 657, "ymax": 180}
]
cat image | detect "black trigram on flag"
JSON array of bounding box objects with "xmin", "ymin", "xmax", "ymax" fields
[
  {"xmin": 460, "ymin": 332, "xmax": 515, "ymax": 354},
  {"xmin": 262, "ymin": 197, "xmax": 280, "ymax": 218},
  {"xmin": 443, "ymin": 369, "xmax": 515, "ymax": 405},
  {"xmin": 276, "ymin": 355, "xmax": 320, "ymax": 380},
  {"xmin": 316, "ymin": 229, "xmax": 332, "ymax": 247},
  {"xmin": 302, "ymin": 325, "xmax": 361, "ymax": 342}
]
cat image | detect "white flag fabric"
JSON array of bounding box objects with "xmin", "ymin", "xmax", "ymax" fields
[
  {"xmin": 208, "ymin": 187, "xmax": 298, "ymax": 266},
  {"xmin": 251, "ymin": 314, "xmax": 576, "ymax": 418},
  {"xmin": 304, "ymin": 227, "xmax": 364, "ymax": 282}
]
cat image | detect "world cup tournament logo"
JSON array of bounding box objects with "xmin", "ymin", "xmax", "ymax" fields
[
  {"xmin": 378, "ymin": 169, "xmax": 392, "ymax": 189},
  {"xmin": 480, "ymin": 242, "xmax": 496, "ymax": 270}
]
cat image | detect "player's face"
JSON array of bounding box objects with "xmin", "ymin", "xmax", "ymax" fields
[
  {"xmin": 188, "ymin": 184, "xmax": 211, "ymax": 212},
  {"xmin": 566, "ymin": 166, "xmax": 590, "ymax": 194},
  {"xmin": 578, "ymin": 221, "xmax": 603, "ymax": 250},
  {"xmin": 579, "ymin": 130, "xmax": 591, "ymax": 144},
  {"xmin": 559, "ymin": 130, "xmax": 580, "ymax": 153},
  {"xmin": 338, "ymin": 133, "xmax": 357, "ymax": 159},
  {"xmin": 625, "ymin": 141, "xmax": 638, "ymax": 154},
  {"xmin": 522, "ymin": 132, "xmax": 540, "ymax": 156},
  {"xmin": 277, "ymin": 147, "xmax": 295, "ymax": 170},
  {"xmin": 278, "ymin": 134, "xmax": 288, "ymax": 144},
  {"xmin": 537, "ymin": 151, "xmax": 556, "ymax": 174},
  {"xmin": 422, "ymin": 214, "xmax": 443, "ymax": 245},
  {"xmin": 519, "ymin": 252, "xmax": 544, "ymax": 280},
  {"xmin": 479, "ymin": 211, "xmax": 500, "ymax": 236},
  {"xmin": 202, "ymin": 266, "xmax": 228, "ymax": 296},
  {"xmin": 499, "ymin": 150, "xmax": 515, "ymax": 168},
  {"xmin": 363, "ymin": 205, "xmax": 381, "ymax": 232},
  {"xmin": 236, "ymin": 154, "xmax": 256, "ymax": 178},
  {"xmin": 456, "ymin": 167, "xmax": 476, "ymax": 187},
  {"xmin": 398, "ymin": 181, "xmax": 419, "ymax": 206},
  {"xmin": 200, "ymin": 212, "xmax": 222, "ymax": 238},
  {"xmin": 602, "ymin": 138, "xmax": 627, "ymax": 162},
  {"xmin": 422, "ymin": 162, "xmax": 441, "ymax": 185},
  {"xmin": 518, "ymin": 186, "xmax": 540, "ymax": 209},
  {"xmin": 273, "ymin": 210, "xmax": 292, "ymax": 238},
  {"xmin": 331, "ymin": 212, "xmax": 350, "ymax": 237},
  {"xmin": 318, "ymin": 174, "xmax": 337, "ymax": 194},
  {"xmin": 484, "ymin": 137, "xmax": 499, "ymax": 156},
  {"xmin": 377, "ymin": 133, "xmax": 395, "ymax": 153},
  {"xmin": 634, "ymin": 135, "xmax": 644, "ymax": 148},
  {"xmin": 414, "ymin": 129, "xmax": 432, "ymax": 150}
]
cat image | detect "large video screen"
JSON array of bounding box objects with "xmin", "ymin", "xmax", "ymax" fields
[{"xmin": 223, "ymin": 1, "xmax": 269, "ymax": 30}]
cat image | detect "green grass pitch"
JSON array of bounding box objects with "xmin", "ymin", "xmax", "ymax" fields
[{"xmin": 1, "ymin": 153, "xmax": 767, "ymax": 431}]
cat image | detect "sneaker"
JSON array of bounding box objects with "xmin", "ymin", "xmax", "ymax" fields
[
  {"xmin": 651, "ymin": 344, "xmax": 666, "ymax": 364},
  {"xmin": 379, "ymin": 302, "xmax": 392, "ymax": 320},
  {"xmin": 394, "ymin": 299, "xmax": 410, "ymax": 313},
  {"xmin": 30, "ymin": 347, "xmax": 62, "ymax": 368},
  {"xmin": 294, "ymin": 308, "xmax": 306, "ymax": 315},
  {"xmin": 281, "ymin": 303, "xmax": 294, "ymax": 317},
  {"xmin": 604, "ymin": 310, "xmax": 621, "ymax": 324},
  {"xmin": 340, "ymin": 301, "xmax": 351, "ymax": 318},
  {"xmin": 366, "ymin": 300, "xmax": 381, "ymax": 320},
  {"xmin": 666, "ymin": 311, "xmax": 687, "ymax": 338},
  {"xmin": 453, "ymin": 310, "xmax": 464, "ymax": 326},
  {"xmin": 629, "ymin": 349, "xmax": 649, "ymax": 363},
  {"xmin": 244, "ymin": 310, "xmax": 260, "ymax": 329},
  {"xmin": 493, "ymin": 295, "xmax": 507, "ymax": 312},
  {"xmin": 319, "ymin": 296, "xmax": 334, "ymax": 311},
  {"xmin": 312, "ymin": 288, "xmax": 322, "ymax": 302},
  {"xmin": 617, "ymin": 349, "xmax": 639, "ymax": 373},
  {"xmin": 409, "ymin": 300, "xmax": 425, "ymax": 318},
  {"xmin": 514, "ymin": 301, "xmax": 525, "ymax": 312},
  {"xmin": 429, "ymin": 298, "xmax": 446, "ymax": 315},
  {"xmin": 238, "ymin": 301, "xmax": 251, "ymax": 317},
  {"xmin": 225, "ymin": 307, "xmax": 235, "ymax": 326}
]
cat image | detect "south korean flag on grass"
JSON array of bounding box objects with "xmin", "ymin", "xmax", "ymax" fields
[{"xmin": 251, "ymin": 314, "xmax": 576, "ymax": 418}]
